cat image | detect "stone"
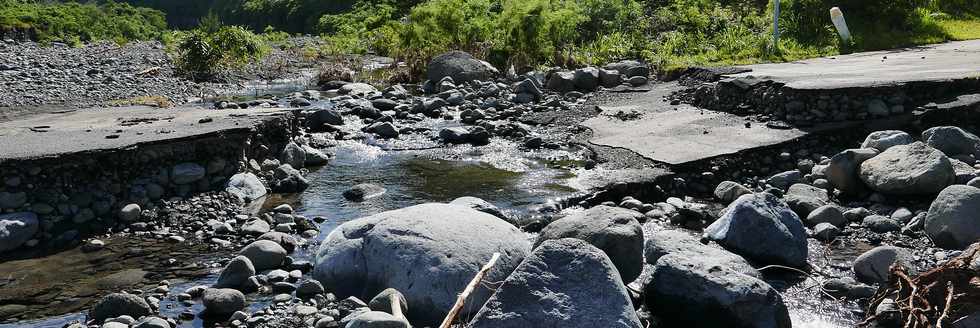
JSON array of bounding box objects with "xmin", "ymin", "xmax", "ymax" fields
[
  {"xmin": 766, "ymin": 170, "xmax": 802, "ymax": 190},
  {"xmin": 861, "ymin": 130, "xmax": 914, "ymax": 151},
  {"xmin": 806, "ymin": 205, "xmax": 847, "ymax": 228},
  {"xmin": 296, "ymin": 280, "xmax": 325, "ymax": 298},
  {"xmin": 339, "ymin": 83, "xmax": 379, "ymax": 96},
  {"xmin": 853, "ymin": 246, "xmax": 915, "ymax": 284},
  {"xmin": 119, "ymin": 204, "xmax": 141, "ymax": 222},
  {"xmin": 259, "ymin": 231, "xmax": 298, "ymax": 253},
  {"xmin": 863, "ymin": 215, "xmax": 903, "ymax": 233},
  {"xmin": 89, "ymin": 293, "xmax": 152, "ymax": 323},
  {"xmin": 713, "ymin": 181, "xmax": 752, "ymax": 204},
  {"xmin": 784, "ymin": 183, "xmax": 830, "ymax": 217},
  {"xmin": 813, "ymin": 223, "xmax": 841, "ymax": 241},
  {"xmin": 271, "ymin": 164, "xmax": 309, "ymax": 193},
  {"xmin": 368, "ymin": 288, "xmax": 408, "ymax": 314},
  {"xmin": 309, "ymin": 108, "xmax": 345, "ymax": 128},
  {"xmin": 448, "ymin": 196, "xmax": 514, "ymax": 226},
  {"xmin": 313, "ymin": 203, "xmax": 529, "ymax": 324},
  {"xmin": 704, "ymin": 193, "xmax": 808, "ymax": 268},
  {"xmin": 572, "ymin": 67, "xmax": 600, "ymax": 91},
  {"xmin": 545, "ymin": 71, "xmax": 575, "ymax": 93},
  {"xmin": 603, "ymin": 60, "xmax": 650, "ymax": 78},
  {"xmin": 644, "ymin": 228, "xmax": 760, "ymax": 278},
  {"xmin": 241, "ymin": 219, "xmax": 271, "ymax": 235},
  {"xmin": 366, "ymin": 122, "xmax": 399, "ymax": 139},
  {"xmin": 0, "ymin": 212, "xmax": 39, "ymax": 252},
  {"xmin": 867, "ymin": 99, "xmax": 890, "ymax": 117},
  {"xmin": 844, "ymin": 207, "xmax": 872, "ymax": 222},
  {"xmin": 215, "ymin": 256, "xmax": 256, "ymax": 289},
  {"xmin": 239, "ymin": 240, "xmax": 287, "ymax": 271},
  {"xmin": 343, "ymin": 183, "xmax": 387, "ymax": 202},
  {"xmin": 827, "ymin": 148, "xmax": 879, "ymax": 195},
  {"xmin": 0, "ymin": 191, "xmax": 26, "ymax": 209},
  {"xmin": 922, "ymin": 126, "xmax": 980, "ymax": 157},
  {"xmin": 133, "ymin": 316, "xmax": 168, "ymax": 328},
  {"xmin": 598, "ymin": 69, "xmax": 622, "ymax": 87},
  {"xmin": 468, "ymin": 238, "xmax": 642, "ymax": 328},
  {"xmin": 426, "ymin": 51, "xmax": 498, "ymax": 83},
  {"xmin": 345, "ymin": 311, "xmax": 409, "ymax": 328},
  {"xmin": 438, "ymin": 127, "xmax": 469, "ymax": 144},
  {"xmin": 951, "ymin": 158, "xmax": 977, "ymax": 184},
  {"xmin": 304, "ymin": 146, "xmax": 331, "ymax": 166},
  {"xmin": 535, "ymin": 205, "xmax": 644, "ymax": 283},
  {"xmin": 859, "ymin": 142, "xmax": 955, "ymax": 195},
  {"xmin": 514, "ymin": 78, "xmax": 542, "ymax": 102},
  {"xmin": 202, "ymin": 288, "xmax": 246, "ymax": 316},
  {"xmin": 171, "ymin": 162, "xmax": 206, "ymax": 184},
  {"xmin": 280, "ymin": 142, "xmax": 307, "ymax": 169},
  {"xmin": 925, "ymin": 185, "xmax": 980, "ymax": 249},
  {"xmin": 646, "ymin": 253, "xmax": 791, "ymax": 328}
]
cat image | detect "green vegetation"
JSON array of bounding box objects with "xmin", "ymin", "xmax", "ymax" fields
[
  {"xmin": 170, "ymin": 17, "xmax": 267, "ymax": 80},
  {"xmin": 0, "ymin": 0, "xmax": 167, "ymax": 45}
]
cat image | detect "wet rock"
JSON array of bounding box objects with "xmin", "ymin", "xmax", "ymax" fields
[
  {"xmin": 89, "ymin": 293, "xmax": 152, "ymax": 323},
  {"xmin": 241, "ymin": 219, "xmax": 271, "ymax": 236},
  {"xmin": 346, "ymin": 311, "xmax": 409, "ymax": 328},
  {"xmin": 280, "ymin": 142, "xmax": 307, "ymax": 169},
  {"xmin": 309, "ymin": 108, "xmax": 345, "ymax": 128},
  {"xmin": 922, "ymin": 126, "xmax": 980, "ymax": 157},
  {"xmin": 806, "ymin": 205, "xmax": 846, "ymax": 228},
  {"xmin": 646, "ymin": 253, "xmax": 790, "ymax": 328},
  {"xmin": 371, "ymin": 98, "xmax": 398, "ymax": 111},
  {"xmin": 271, "ymin": 164, "xmax": 309, "ymax": 193},
  {"xmin": 644, "ymin": 228, "xmax": 760, "ymax": 278},
  {"xmin": 827, "ymin": 148, "xmax": 879, "ymax": 195},
  {"xmin": 859, "ymin": 142, "xmax": 954, "ymax": 195},
  {"xmin": 822, "ymin": 277, "xmax": 876, "ymax": 299},
  {"xmin": 449, "ymin": 196, "xmax": 514, "ymax": 226},
  {"xmin": 313, "ymin": 203, "xmax": 529, "ymax": 324},
  {"xmin": 713, "ymin": 181, "xmax": 752, "ymax": 204},
  {"xmin": 861, "ymin": 130, "xmax": 914, "ymax": 151},
  {"xmin": 202, "ymin": 288, "xmax": 246, "ymax": 316},
  {"xmin": 439, "ymin": 127, "xmax": 469, "ymax": 144},
  {"xmin": 365, "ymin": 122, "xmax": 399, "ymax": 139},
  {"xmin": 535, "ymin": 205, "xmax": 644, "ymax": 283},
  {"xmin": 813, "ymin": 222, "xmax": 841, "ymax": 241},
  {"xmin": 863, "ymin": 215, "xmax": 902, "ymax": 233},
  {"xmin": 766, "ymin": 170, "xmax": 802, "ymax": 190},
  {"xmin": 119, "ymin": 203, "xmax": 141, "ymax": 222},
  {"xmin": 296, "ymin": 280, "xmax": 325, "ymax": 298},
  {"xmin": 514, "ymin": 78, "xmax": 542, "ymax": 102},
  {"xmin": 215, "ymin": 256, "xmax": 256, "ymax": 289},
  {"xmin": 426, "ymin": 51, "xmax": 498, "ymax": 83},
  {"xmin": 303, "ymin": 146, "xmax": 331, "ymax": 166},
  {"xmin": 925, "ymin": 185, "xmax": 980, "ymax": 249},
  {"xmin": 784, "ymin": 183, "xmax": 830, "ymax": 217},
  {"xmin": 239, "ymin": 240, "xmax": 287, "ymax": 271},
  {"xmin": 604, "ymin": 60, "xmax": 649, "ymax": 78},
  {"xmin": 0, "ymin": 212, "xmax": 38, "ymax": 252},
  {"xmin": 546, "ymin": 71, "xmax": 575, "ymax": 93},
  {"xmin": 853, "ymin": 246, "xmax": 915, "ymax": 284},
  {"xmin": 259, "ymin": 231, "xmax": 298, "ymax": 253},
  {"xmin": 82, "ymin": 239, "xmax": 105, "ymax": 252},
  {"xmin": 573, "ymin": 67, "xmax": 599, "ymax": 91},
  {"xmin": 469, "ymin": 238, "xmax": 641, "ymax": 328},
  {"xmin": 704, "ymin": 193, "xmax": 808, "ymax": 268},
  {"xmin": 343, "ymin": 183, "xmax": 387, "ymax": 202},
  {"xmin": 339, "ymin": 83, "xmax": 379, "ymax": 96},
  {"xmin": 460, "ymin": 109, "xmax": 485, "ymax": 124},
  {"xmin": 225, "ymin": 172, "xmax": 267, "ymax": 202},
  {"xmin": 369, "ymin": 288, "xmax": 408, "ymax": 314},
  {"xmin": 171, "ymin": 162, "xmax": 206, "ymax": 184}
]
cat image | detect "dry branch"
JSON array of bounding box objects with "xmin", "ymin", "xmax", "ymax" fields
[{"xmin": 438, "ymin": 252, "xmax": 501, "ymax": 328}]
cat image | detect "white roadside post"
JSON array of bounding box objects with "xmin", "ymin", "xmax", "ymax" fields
[{"xmin": 830, "ymin": 7, "xmax": 852, "ymax": 43}]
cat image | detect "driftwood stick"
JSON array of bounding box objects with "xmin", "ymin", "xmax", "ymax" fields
[{"xmin": 438, "ymin": 252, "xmax": 501, "ymax": 328}]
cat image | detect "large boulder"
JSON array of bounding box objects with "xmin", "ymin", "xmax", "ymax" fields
[
  {"xmin": 88, "ymin": 293, "xmax": 152, "ymax": 323},
  {"xmin": 922, "ymin": 126, "xmax": 980, "ymax": 157},
  {"xmin": 827, "ymin": 148, "xmax": 879, "ymax": 195},
  {"xmin": 225, "ymin": 173, "xmax": 267, "ymax": 202},
  {"xmin": 202, "ymin": 288, "xmax": 246, "ymax": 316},
  {"xmin": 239, "ymin": 240, "xmax": 287, "ymax": 271},
  {"xmin": 426, "ymin": 51, "xmax": 499, "ymax": 83},
  {"xmin": 603, "ymin": 60, "xmax": 649, "ymax": 78},
  {"xmin": 0, "ymin": 212, "xmax": 38, "ymax": 252},
  {"xmin": 861, "ymin": 130, "xmax": 914, "ymax": 151},
  {"xmin": 545, "ymin": 71, "xmax": 575, "ymax": 93},
  {"xmin": 783, "ymin": 183, "xmax": 830, "ymax": 217},
  {"xmin": 309, "ymin": 108, "xmax": 345, "ymax": 128},
  {"xmin": 535, "ymin": 205, "xmax": 644, "ymax": 283},
  {"xmin": 714, "ymin": 181, "xmax": 753, "ymax": 204},
  {"xmin": 859, "ymin": 142, "xmax": 955, "ymax": 195},
  {"xmin": 279, "ymin": 142, "xmax": 307, "ymax": 169},
  {"xmin": 448, "ymin": 196, "xmax": 515, "ymax": 226},
  {"xmin": 215, "ymin": 256, "xmax": 256, "ymax": 289},
  {"xmin": 644, "ymin": 228, "xmax": 760, "ymax": 279},
  {"xmin": 313, "ymin": 203, "xmax": 529, "ymax": 324},
  {"xmin": 573, "ymin": 67, "xmax": 600, "ymax": 91},
  {"xmin": 468, "ymin": 238, "xmax": 642, "ymax": 328},
  {"xmin": 704, "ymin": 193, "xmax": 808, "ymax": 268},
  {"xmin": 646, "ymin": 254, "xmax": 791, "ymax": 328},
  {"xmin": 925, "ymin": 185, "xmax": 980, "ymax": 249},
  {"xmin": 853, "ymin": 246, "xmax": 915, "ymax": 284},
  {"xmin": 270, "ymin": 164, "xmax": 309, "ymax": 193}
]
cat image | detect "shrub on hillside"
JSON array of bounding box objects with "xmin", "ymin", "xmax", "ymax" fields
[
  {"xmin": 173, "ymin": 25, "xmax": 266, "ymax": 80},
  {"xmin": 0, "ymin": 0, "xmax": 167, "ymax": 45}
]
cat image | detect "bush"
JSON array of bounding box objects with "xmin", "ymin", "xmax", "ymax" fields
[
  {"xmin": 0, "ymin": 0, "xmax": 168, "ymax": 45},
  {"xmin": 173, "ymin": 25, "xmax": 267, "ymax": 80}
]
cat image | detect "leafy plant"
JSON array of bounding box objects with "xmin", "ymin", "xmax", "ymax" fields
[{"xmin": 173, "ymin": 24, "xmax": 267, "ymax": 80}]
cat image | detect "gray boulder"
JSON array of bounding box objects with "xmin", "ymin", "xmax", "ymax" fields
[
  {"xmin": 172, "ymin": 163, "xmax": 206, "ymax": 184},
  {"xmin": 304, "ymin": 146, "xmax": 331, "ymax": 166},
  {"xmin": 863, "ymin": 215, "xmax": 902, "ymax": 233},
  {"xmin": 925, "ymin": 185, "xmax": 980, "ymax": 249},
  {"xmin": 202, "ymin": 288, "xmax": 246, "ymax": 316},
  {"xmin": 468, "ymin": 238, "xmax": 641, "ymax": 328},
  {"xmin": 309, "ymin": 108, "xmax": 344, "ymax": 128},
  {"xmin": 545, "ymin": 71, "xmax": 575, "ymax": 93},
  {"xmin": 339, "ymin": 83, "xmax": 379, "ymax": 96},
  {"xmin": 366, "ymin": 122, "xmax": 399, "ymax": 139},
  {"xmin": 438, "ymin": 127, "xmax": 469, "ymax": 144},
  {"xmin": 346, "ymin": 311, "xmax": 409, "ymax": 328},
  {"xmin": 0, "ymin": 212, "xmax": 38, "ymax": 252},
  {"xmin": 861, "ymin": 130, "xmax": 914, "ymax": 151},
  {"xmin": 573, "ymin": 67, "xmax": 599, "ymax": 91},
  {"xmin": 598, "ymin": 69, "xmax": 622, "ymax": 87},
  {"xmin": 88, "ymin": 293, "xmax": 152, "ymax": 323},
  {"xmin": 766, "ymin": 170, "xmax": 802, "ymax": 190},
  {"xmin": 714, "ymin": 181, "xmax": 752, "ymax": 204},
  {"xmin": 271, "ymin": 164, "xmax": 309, "ymax": 193},
  {"xmin": 646, "ymin": 253, "xmax": 791, "ymax": 328},
  {"xmin": 368, "ymin": 288, "xmax": 408, "ymax": 314},
  {"xmin": 644, "ymin": 228, "xmax": 760, "ymax": 278},
  {"xmin": 280, "ymin": 142, "xmax": 307, "ymax": 169},
  {"xmin": 922, "ymin": 126, "xmax": 980, "ymax": 157},
  {"xmin": 313, "ymin": 203, "xmax": 529, "ymax": 324},
  {"xmin": 603, "ymin": 60, "xmax": 649, "ymax": 78},
  {"xmin": 827, "ymin": 148, "xmax": 879, "ymax": 195},
  {"xmin": 853, "ymin": 246, "xmax": 914, "ymax": 284},
  {"xmin": 805, "ymin": 205, "xmax": 846, "ymax": 228},
  {"xmin": 813, "ymin": 223, "xmax": 841, "ymax": 241},
  {"xmin": 239, "ymin": 240, "xmax": 287, "ymax": 271},
  {"xmin": 859, "ymin": 142, "xmax": 954, "ymax": 195},
  {"xmin": 215, "ymin": 256, "xmax": 256, "ymax": 289},
  {"xmin": 119, "ymin": 204, "xmax": 141, "ymax": 222},
  {"xmin": 950, "ymin": 158, "xmax": 977, "ymax": 184},
  {"xmin": 448, "ymin": 196, "xmax": 514, "ymax": 226},
  {"xmin": 704, "ymin": 193, "xmax": 808, "ymax": 268},
  {"xmin": 426, "ymin": 51, "xmax": 498, "ymax": 83},
  {"xmin": 133, "ymin": 317, "xmax": 168, "ymax": 328},
  {"xmin": 343, "ymin": 183, "xmax": 386, "ymax": 202},
  {"xmin": 784, "ymin": 183, "xmax": 830, "ymax": 217},
  {"xmin": 241, "ymin": 219, "xmax": 271, "ymax": 236},
  {"xmin": 535, "ymin": 205, "xmax": 644, "ymax": 283},
  {"xmin": 226, "ymin": 173, "xmax": 267, "ymax": 202}
]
